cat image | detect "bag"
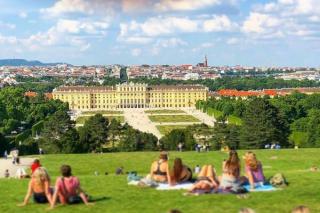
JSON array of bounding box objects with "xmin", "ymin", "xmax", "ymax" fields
[
  {"xmin": 127, "ymin": 172, "xmax": 142, "ymax": 182},
  {"xmin": 269, "ymin": 173, "xmax": 288, "ymax": 187},
  {"xmin": 68, "ymin": 196, "xmax": 82, "ymax": 204}
]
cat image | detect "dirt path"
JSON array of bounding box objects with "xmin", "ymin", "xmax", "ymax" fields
[{"xmin": 0, "ymin": 157, "xmax": 35, "ymax": 178}]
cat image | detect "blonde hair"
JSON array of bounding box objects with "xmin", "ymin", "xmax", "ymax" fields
[
  {"xmin": 244, "ymin": 152, "xmax": 259, "ymax": 171},
  {"xmin": 33, "ymin": 167, "xmax": 50, "ymax": 185},
  {"xmin": 291, "ymin": 206, "xmax": 310, "ymax": 213}
]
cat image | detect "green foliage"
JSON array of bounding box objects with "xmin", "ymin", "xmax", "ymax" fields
[
  {"xmin": 79, "ymin": 114, "xmax": 109, "ymax": 152},
  {"xmin": 120, "ymin": 67, "xmax": 128, "ymax": 83},
  {"xmin": 240, "ymin": 98, "xmax": 290, "ymax": 149},
  {"xmin": 289, "ymin": 131, "xmax": 309, "ymax": 147},
  {"xmin": 160, "ymin": 129, "xmax": 196, "ymax": 151},
  {"xmin": 211, "ymin": 117, "xmax": 240, "ymax": 150},
  {"xmin": 31, "ymin": 121, "xmax": 44, "ymax": 136},
  {"xmin": 118, "ymin": 126, "xmax": 158, "ymax": 152}
]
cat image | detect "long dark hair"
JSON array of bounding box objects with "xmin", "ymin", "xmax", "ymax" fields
[
  {"xmin": 225, "ymin": 150, "xmax": 240, "ymax": 177},
  {"xmin": 173, "ymin": 158, "xmax": 183, "ymax": 181}
]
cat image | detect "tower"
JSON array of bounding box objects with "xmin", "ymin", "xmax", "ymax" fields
[{"xmin": 204, "ymin": 55, "xmax": 208, "ymax": 67}]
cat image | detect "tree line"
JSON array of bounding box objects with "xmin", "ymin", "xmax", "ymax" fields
[{"xmin": 197, "ymin": 93, "xmax": 320, "ymax": 149}]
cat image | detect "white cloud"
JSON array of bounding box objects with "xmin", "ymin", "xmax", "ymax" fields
[
  {"xmin": 55, "ymin": 19, "xmax": 109, "ymax": 34},
  {"xmin": 226, "ymin": 37, "xmax": 239, "ymax": 45},
  {"xmin": 131, "ymin": 48, "xmax": 142, "ymax": 56},
  {"xmin": 244, "ymin": 0, "xmax": 320, "ymax": 40},
  {"xmin": 41, "ymin": 0, "xmax": 94, "ymax": 16},
  {"xmin": 155, "ymin": 0, "xmax": 221, "ymax": 11},
  {"xmin": 203, "ymin": 15, "xmax": 236, "ymax": 32},
  {"xmin": 119, "ymin": 15, "xmax": 236, "ymax": 42},
  {"xmin": 19, "ymin": 12, "xmax": 28, "ymax": 19},
  {"xmin": 242, "ymin": 12, "xmax": 281, "ymax": 34},
  {"xmin": 0, "ymin": 21, "xmax": 16, "ymax": 30}
]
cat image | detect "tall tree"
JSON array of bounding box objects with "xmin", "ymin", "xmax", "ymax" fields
[
  {"xmin": 79, "ymin": 114, "xmax": 109, "ymax": 152},
  {"xmin": 240, "ymin": 98, "xmax": 289, "ymax": 149}
]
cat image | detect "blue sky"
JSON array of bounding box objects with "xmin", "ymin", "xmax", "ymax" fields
[{"xmin": 0, "ymin": 0, "xmax": 319, "ymax": 66}]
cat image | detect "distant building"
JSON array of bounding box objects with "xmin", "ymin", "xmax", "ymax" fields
[
  {"xmin": 197, "ymin": 55, "xmax": 208, "ymax": 67},
  {"xmin": 52, "ymin": 82, "xmax": 208, "ymax": 110}
]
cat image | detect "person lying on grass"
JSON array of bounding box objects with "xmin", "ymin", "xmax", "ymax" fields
[
  {"xmin": 187, "ymin": 165, "xmax": 219, "ymax": 194},
  {"xmin": 50, "ymin": 165, "xmax": 93, "ymax": 209},
  {"xmin": 243, "ymin": 151, "xmax": 265, "ymax": 189},
  {"xmin": 18, "ymin": 167, "xmax": 53, "ymax": 206},
  {"xmin": 170, "ymin": 158, "xmax": 192, "ymax": 186},
  {"xmin": 150, "ymin": 152, "xmax": 171, "ymax": 183}
]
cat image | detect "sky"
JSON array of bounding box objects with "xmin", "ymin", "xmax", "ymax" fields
[{"xmin": 0, "ymin": 0, "xmax": 319, "ymax": 66}]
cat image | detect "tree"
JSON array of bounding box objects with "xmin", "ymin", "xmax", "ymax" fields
[
  {"xmin": 79, "ymin": 114, "xmax": 109, "ymax": 152},
  {"xmin": 40, "ymin": 110, "xmax": 75, "ymax": 153},
  {"xmin": 211, "ymin": 117, "xmax": 240, "ymax": 150},
  {"xmin": 240, "ymin": 98, "xmax": 290, "ymax": 149},
  {"xmin": 109, "ymin": 118, "xmax": 121, "ymax": 150},
  {"xmin": 160, "ymin": 129, "xmax": 195, "ymax": 151},
  {"xmin": 120, "ymin": 67, "xmax": 128, "ymax": 83}
]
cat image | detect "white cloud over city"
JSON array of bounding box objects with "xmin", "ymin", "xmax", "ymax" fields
[{"xmin": 0, "ymin": 0, "xmax": 319, "ymax": 65}]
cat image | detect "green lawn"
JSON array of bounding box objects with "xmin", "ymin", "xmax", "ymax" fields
[
  {"xmin": 206, "ymin": 108, "xmax": 224, "ymax": 119},
  {"xmin": 76, "ymin": 116, "xmax": 125, "ymax": 124},
  {"xmin": 156, "ymin": 125, "xmax": 189, "ymax": 135},
  {"xmin": 148, "ymin": 115, "xmax": 200, "ymax": 123},
  {"xmin": 228, "ymin": 115, "xmax": 243, "ymax": 125},
  {"xmin": 82, "ymin": 111, "xmax": 123, "ymax": 115},
  {"xmin": 145, "ymin": 109, "xmax": 186, "ymax": 114},
  {"xmin": 1, "ymin": 149, "xmax": 320, "ymax": 212}
]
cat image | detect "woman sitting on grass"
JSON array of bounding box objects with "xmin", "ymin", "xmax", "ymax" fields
[
  {"xmin": 50, "ymin": 165, "xmax": 92, "ymax": 209},
  {"xmin": 187, "ymin": 165, "xmax": 219, "ymax": 194},
  {"xmin": 170, "ymin": 158, "xmax": 192, "ymax": 185},
  {"xmin": 18, "ymin": 167, "xmax": 53, "ymax": 206},
  {"xmin": 150, "ymin": 152, "xmax": 171, "ymax": 183},
  {"xmin": 219, "ymin": 150, "xmax": 243, "ymax": 192},
  {"xmin": 243, "ymin": 151, "xmax": 265, "ymax": 189}
]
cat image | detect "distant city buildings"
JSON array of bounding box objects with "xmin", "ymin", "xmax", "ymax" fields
[{"xmin": 0, "ymin": 56, "xmax": 319, "ymax": 86}]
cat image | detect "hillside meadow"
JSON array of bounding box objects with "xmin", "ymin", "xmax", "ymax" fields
[{"xmin": 1, "ymin": 149, "xmax": 320, "ymax": 213}]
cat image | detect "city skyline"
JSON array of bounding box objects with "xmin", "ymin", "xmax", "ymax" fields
[{"xmin": 0, "ymin": 0, "xmax": 319, "ymax": 66}]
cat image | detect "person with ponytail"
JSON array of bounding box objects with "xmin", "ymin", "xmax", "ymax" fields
[{"xmin": 219, "ymin": 150, "xmax": 242, "ymax": 192}]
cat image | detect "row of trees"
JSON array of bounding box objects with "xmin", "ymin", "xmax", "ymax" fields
[{"xmin": 198, "ymin": 93, "xmax": 320, "ymax": 149}]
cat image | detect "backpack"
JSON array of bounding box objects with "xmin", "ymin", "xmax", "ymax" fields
[
  {"xmin": 127, "ymin": 172, "xmax": 142, "ymax": 182},
  {"xmin": 269, "ymin": 173, "xmax": 288, "ymax": 187}
]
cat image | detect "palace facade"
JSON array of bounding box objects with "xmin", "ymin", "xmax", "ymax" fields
[{"xmin": 52, "ymin": 83, "xmax": 208, "ymax": 110}]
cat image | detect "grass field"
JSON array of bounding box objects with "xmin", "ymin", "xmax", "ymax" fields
[
  {"xmin": 82, "ymin": 111, "xmax": 123, "ymax": 115},
  {"xmin": 156, "ymin": 125, "xmax": 189, "ymax": 135},
  {"xmin": 145, "ymin": 109, "xmax": 186, "ymax": 114},
  {"xmin": 148, "ymin": 115, "xmax": 200, "ymax": 123},
  {"xmin": 76, "ymin": 116, "xmax": 125, "ymax": 124},
  {"xmin": 206, "ymin": 108, "xmax": 224, "ymax": 119},
  {"xmin": 1, "ymin": 149, "xmax": 320, "ymax": 213}
]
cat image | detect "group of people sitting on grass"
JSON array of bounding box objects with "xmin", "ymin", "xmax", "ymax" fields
[
  {"xmin": 19, "ymin": 163, "xmax": 92, "ymax": 209},
  {"xmin": 149, "ymin": 150, "xmax": 265, "ymax": 193}
]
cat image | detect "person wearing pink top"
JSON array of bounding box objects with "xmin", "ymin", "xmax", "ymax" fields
[
  {"xmin": 50, "ymin": 165, "xmax": 93, "ymax": 209},
  {"xmin": 243, "ymin": 152, "xmax": 265, "ymax": 189}
]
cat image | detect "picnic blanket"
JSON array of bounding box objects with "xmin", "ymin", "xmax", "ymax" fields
[
  {"xmin": 243, "ymin": 184, "xmax": 278, "ymax": 192},
  {"xmin": 156, "ymin": 182, "xmax": 193, "ymax": 190}
]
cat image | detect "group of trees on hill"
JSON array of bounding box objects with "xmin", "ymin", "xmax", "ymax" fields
[{"xmin": 198, "ymin": 93, "xmax": 320, "ymax": 149}]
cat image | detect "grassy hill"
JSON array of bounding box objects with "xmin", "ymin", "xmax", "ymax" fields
[{"xmin": 1, "ymin": 149, "xmax": 320, "ymax": 213}]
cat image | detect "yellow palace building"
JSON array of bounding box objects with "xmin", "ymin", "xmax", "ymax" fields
[{"xmin": 52, "ymin": 82, "xmax": 208, "ymax": 110}]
